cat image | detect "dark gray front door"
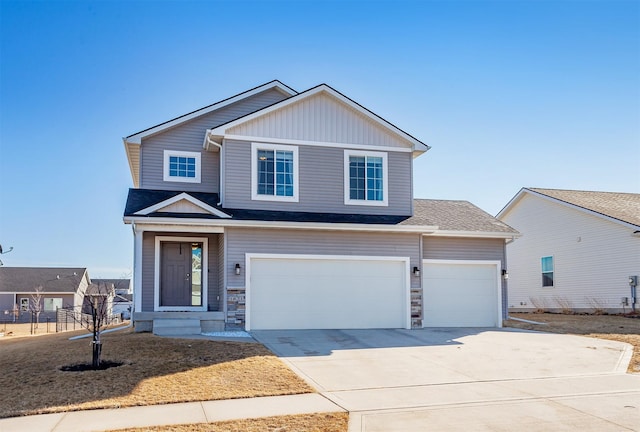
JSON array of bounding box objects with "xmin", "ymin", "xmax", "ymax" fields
[{"xmin": 160, "ymin": 242, "xmax": 193, "ymax": 307}]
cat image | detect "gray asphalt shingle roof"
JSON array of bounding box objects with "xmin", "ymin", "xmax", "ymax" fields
[
  {"xmin": 0, "ymin": 267, "xmax": 87, "ymax": 293},
  {"xmin": 528, "ymin": 188, "xmax": 640, "ymax": 228},
  {"xmin": 405, "ymin": 199, "xmax": 518, "ymax": 233}
]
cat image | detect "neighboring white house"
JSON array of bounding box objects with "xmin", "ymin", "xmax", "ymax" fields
[{"xmin": 497, "ymin": 188, "xmax": 640, "ymax": 313}]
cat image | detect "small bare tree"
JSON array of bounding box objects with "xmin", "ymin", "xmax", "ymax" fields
[
  {"xmin": 29, "ymin": 286, "xmax": 44, "ymax": 331},
  {"xmin": 75, "ymin": 281, "xmax": 115, "ymax": 368}
]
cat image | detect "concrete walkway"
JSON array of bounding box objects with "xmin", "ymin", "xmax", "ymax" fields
[{"xmin": 0, "ymin": 393, "xmax": 344, "ymax": 432}]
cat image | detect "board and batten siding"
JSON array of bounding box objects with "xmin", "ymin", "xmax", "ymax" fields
[
  {"xmin": 423, "ymin": 236, "xmax": 508, "ymax": 319},
  {"xmin": 501, "ymin": 194, "xmax": 640, "ymax": 312},
  {"xmin": 223, "ymin": 139, "xmax": 413, "ymax": 215},
  {"xmin": 141, "ymin": 232, "xmax": 222, "ymax": 312},
  {"xmin": 227, "ymin": 92, "xmax": 413, "ymax": 148},
  {"xmin": 139, "ymin": 89, "xmax": 289, "ymax": 192}
]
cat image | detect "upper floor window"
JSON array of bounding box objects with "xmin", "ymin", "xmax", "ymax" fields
[
  {"xmin": 163, "ymin": 150, "xmax": 201, "ymax": 183},
  {"xmin": 541, "ymin": 256, "xmax": 554, "ymax": 287},
  {"xmin": 251, "ymin": 143, "xmax": 299, "ymax": 202},
  {"xmin": 344, "ymin": 150, "xmax": 388, "ymax": 206}
]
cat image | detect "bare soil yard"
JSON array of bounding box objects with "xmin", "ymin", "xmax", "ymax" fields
[
  {"xmin": 505, "ymin": 313, "xmax": 640, "ymax": 373},
  {"xmin": 111, "ymin": 412, "xmax": 349, "ymax": 432},
  {"xmin": 0, "ymin": 329, "xmax": 312, "ymax": 418}
]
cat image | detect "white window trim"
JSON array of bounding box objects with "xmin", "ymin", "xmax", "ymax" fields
[
  {"xmin": 251, "ymin": 142, "xmax": 299, "ymax": 202},
  {"xmin": 154, "ymin": 236, "xmax": 208, "ymax": 312},
  {"xmin": 344, "ymin": 149, "xmax": 389, "ymax": 206},
  {"xmin": 163, "ymin": 150, "xmax": 202, "ymax": 183},
  {"xmin": 541, "ymin": 255, "xmax": 554, "ymax": 288}
]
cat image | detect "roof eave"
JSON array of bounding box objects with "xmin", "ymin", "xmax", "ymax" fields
[{"xmin": 124, "ymin": 215, "xmax": 438, "ymax": 233}]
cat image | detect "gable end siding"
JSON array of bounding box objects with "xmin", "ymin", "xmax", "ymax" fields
[
  {"xmin": 227, "ymin": 92, "xmax": 413, "ymax": 148},
  {"xmin": 223, "ymin": 139, "xmax": 412, "ymax": 215},
  {"xmin": 140, "ymin": 89, "xmax": 289, "ymax": 192}
]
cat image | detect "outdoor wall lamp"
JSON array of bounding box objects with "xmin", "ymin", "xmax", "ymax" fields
[
  {"xmin": 235, "ymin": 263, "xmax": 241, "ymax": 275},
  {"xmin": 502, "ymin": 269, "xmax": 509, "ymax": 280},
  {"xmin": 413, "ymin": 266, "xmax": 420, "ymax": 277}
]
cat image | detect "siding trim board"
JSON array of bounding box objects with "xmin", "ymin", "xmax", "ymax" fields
[{"xmin": 220, "ymin": 135, "xmax": 413, "ymax": 153}]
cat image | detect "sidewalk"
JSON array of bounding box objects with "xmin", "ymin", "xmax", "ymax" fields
[{"xmin": 0, "ymin": 394, "xmax": 345, "ymax": 432}]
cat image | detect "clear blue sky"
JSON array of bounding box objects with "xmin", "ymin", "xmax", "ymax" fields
[{"xmin": 1, "ymin": 0, "xmax": 638, "ymax": 278}]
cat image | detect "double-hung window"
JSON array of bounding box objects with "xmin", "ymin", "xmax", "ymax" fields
[
  {"xmin": 163, "ymin": 150, "xmax": 201, "ymax": 183},
  {"xmin": 251, "ymin": 143, "xmax": 298, "ymax": 202},
  {"xmin": 344, "ymin": 150, "xmax": 388, "ymax": 206},
  {"xmin": 541, "ymin": 256, "xmax": 554, "ymax": 287}
]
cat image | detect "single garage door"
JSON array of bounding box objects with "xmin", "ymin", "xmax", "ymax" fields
[
  {"xmin": 246, "ymin": 254, "xmax": 410, "ymax": 330},
  {"xmin": 422, "ymin": 260, "xmax": 501, "ymax": 327}
]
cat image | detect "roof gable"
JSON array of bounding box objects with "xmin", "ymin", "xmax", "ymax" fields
[
  {"xmin": 133, "ymin": 192, "xmax": 231, "ymax": 218},
  {"xmin": 498, "ymin": 188, "xmax": 640, "ymax": 229},
  {"xmin": 207, "ymin": 84, "xmax": 430, "ymax": 155},
  {"xmin": 123, "ymin": 80, "xmax": 297, "ymax": 187}
]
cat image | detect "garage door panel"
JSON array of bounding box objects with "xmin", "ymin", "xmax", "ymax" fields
[
  {"xmin": 248, "ymin": 257, "xmax": 408, "ymax": 330},
  {"xmin": 423, "ymin": 262, "xmax": 499, "ymax": 327}
]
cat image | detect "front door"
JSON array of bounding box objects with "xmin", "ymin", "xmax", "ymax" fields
[{"xmin": 160, "ymin": 242, "xmax": 203, "ymax": 307}]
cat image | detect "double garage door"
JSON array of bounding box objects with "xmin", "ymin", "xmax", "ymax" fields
[
  {"xmin": 245, "ymin": 255, "xmax": 501, "ymax": 330},
  {"xmin": 246, "ymin": 255, "xmax": 410, "ymax": 330}
]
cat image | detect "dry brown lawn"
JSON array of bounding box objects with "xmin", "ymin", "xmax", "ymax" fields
[
  {"xmin": 111, "ymin": 412, "xmax": 349, "ymax": 432},
  {"xmin": 505, "ymin": 313, "xmax": 640, "ymax": 373},
  {"xmin": 0, "ymin": 329, "xmax": 313, "ymax": 419}
]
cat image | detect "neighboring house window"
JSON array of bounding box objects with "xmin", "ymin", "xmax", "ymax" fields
[
  {"xmin": 20, "ymin": 298, "xmax": 28, "ymax": 311},
  {"xmin": 163, "ymin": 150, "xmax": 201, "ymax": 183},
  {"xmin": 251, "ymin": 143, "xmax": 299, "ymax": 202},
  {"xmin": 541, "ymin": 256, "xmax": 554, "ymax": 287},
  {"xmin": 44, "ymin": 298, "xmax": 63, "ymax": 311},
  {"xmin": 344, "ymin": 150, "xmax": 388, "ymax": 206}
]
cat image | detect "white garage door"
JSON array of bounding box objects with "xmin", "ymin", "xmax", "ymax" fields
[
  {"xmin": 246, "ymin": 254, "xmax": 409, "ymax": 330},
  {"xmin": 423, "ymin": 260, "xmax": 501, "ymax": 327}
]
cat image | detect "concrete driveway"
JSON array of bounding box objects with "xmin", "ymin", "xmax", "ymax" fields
[{"xmin": 253, "ymin": 328, "xmax": 640, "ymax": 431}]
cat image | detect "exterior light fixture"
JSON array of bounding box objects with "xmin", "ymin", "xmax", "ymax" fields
[
  {"xmin": 235, "ymin": 263, "xmax": 241, "ymax": 275},
  {"xmin": 413, "ymin": 266, "xmax": 420, "ymax": 277},
  {"xmin": 502, "ymin": 269, "xmax": 509, "ymax": 280}
]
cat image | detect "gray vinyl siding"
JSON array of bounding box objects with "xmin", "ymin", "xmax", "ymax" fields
[
  {"xmin": 226, "ymin": 228, "xmax": 422, "ymax": 289},
  {"xmin": 0, "ymin": 293, "xmax": 13, "ymax": 312},
  {"xmin": 423, "ymin": 237, "xmax": 505, "ymax": 261},
  {"xmin": 423, "ymin": 236, "xmax": 508, "ymax": 319},
  {"xmin": 139, "ymin": 89, "xmax": 289, "ymax": 192},
  {"xmin": 217, "ymin": 234, "xmax": 225, "ymax": 308},
  {"xmin": 223, "ymin": 140, "xmax": 413, "ymax": 215},
  {"xmin": 141, "ymin": 232, "xmax": 221, "ymax": 312},
  {"xmin": 142, "ymin": 232, "xmax": 155, "ymax": 312}
]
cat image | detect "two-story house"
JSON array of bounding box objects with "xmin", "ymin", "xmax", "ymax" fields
[{"xmin": 123, "ymin": 81, "xmax": 518, "ymax": 335}]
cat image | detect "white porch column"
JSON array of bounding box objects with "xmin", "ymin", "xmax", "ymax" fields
[{"xmin": 133, "ymin": 224, "xmax": 144, "ymax": 315}]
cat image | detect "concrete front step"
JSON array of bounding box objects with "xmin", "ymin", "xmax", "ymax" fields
[{"xmin": 153, "ymin": 318, "xmax": 202, "ymax": 336}]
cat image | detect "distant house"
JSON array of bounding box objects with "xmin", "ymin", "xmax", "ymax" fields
[
  {"xmin": 92, "ymin": 278, "xmax": 132, "ymax": 319},
  {"xmin": 82, "ymin": 281, "xmax": 116, "ymax": 319},
  {"xmin": 0, "ymin": 267, "xmax": 90, "ymax": 323},
  {"xmin": 497, "ymin": 188, "xmax": 640, "ymax": 313}
]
